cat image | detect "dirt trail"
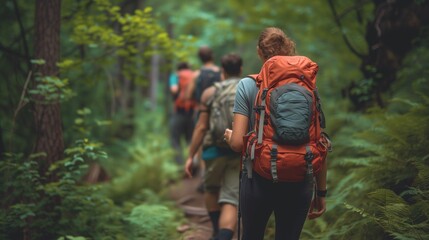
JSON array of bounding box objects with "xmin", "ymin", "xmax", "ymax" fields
[{"xmin": 168, "ymin": 174, "xmax": 213, "ymax": 240}]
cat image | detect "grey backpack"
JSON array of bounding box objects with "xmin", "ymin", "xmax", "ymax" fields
[{"xmin": 205, "ymin": 78, "xmax": 240, "ymax": 148}]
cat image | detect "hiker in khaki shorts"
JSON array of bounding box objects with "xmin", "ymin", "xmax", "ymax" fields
[{"xmin": 185, "ymin": 53, "xmax": 243, "ymax": 240}]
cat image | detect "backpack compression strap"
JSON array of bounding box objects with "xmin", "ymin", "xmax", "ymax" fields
[
  {"xmin": 247, "ymin": 74, "xmax": 258, "ymax": 80},
  {"xmin": 257, "ymin": 88, "xmax": 268, "ymax": 144},
  {"xmin": 305, "ymin": 145, "xmax": 314, "ymax": 175},
  {"xmin": 246, "ymin": 134, "xmax": 257, "ymax": 179},
  {"xmin": 270, "ymin": 144, "xmax": 279, "ymax": 182}
]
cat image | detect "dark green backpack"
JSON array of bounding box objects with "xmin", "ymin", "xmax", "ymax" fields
[{"xmin": 194, "ymin": 68, "xmax": 221, "ymax": 103}]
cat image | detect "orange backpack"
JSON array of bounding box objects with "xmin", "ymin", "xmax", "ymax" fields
[
  {"xmin": 245, "ymin": 56, "xmax": 331, "ymax": 182},
  {"xmin": 175, "ymin": 69, "xmax": 197, "ymax": 112}
]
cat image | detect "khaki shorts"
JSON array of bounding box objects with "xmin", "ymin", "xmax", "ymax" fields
[{"xmin": 203, "ymin": 154, "xmax": 240, "ymax": 206}]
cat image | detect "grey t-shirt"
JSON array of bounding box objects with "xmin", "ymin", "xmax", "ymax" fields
[{"xmin": 233, "ymin": 77, "xmax": 258, "ymax": 131}]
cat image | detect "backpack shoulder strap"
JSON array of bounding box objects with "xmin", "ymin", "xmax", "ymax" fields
[
  {"xmin": 313, "ymin": 87, "xmax": 326, "ymax": 129},
  {"xmin": 197, "ymin": 68, "xmax": 221, "ymax": 95},
  {"xmin": 245, "ymin": 74, "xmax": 266, "ymax": 144},
  {"xmin": 205, "ymin": 85, "xmax": 218, "ymax": 108},
  {"xmin": 247, "ymin": 74, "xmax": 258, "ymax": 81}
]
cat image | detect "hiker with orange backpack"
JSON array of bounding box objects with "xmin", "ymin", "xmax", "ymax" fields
[
  {"xmin": 169, "ymin": 62, "xmax": 197, "ymax": 165},
  {"xmin": 224, "ymin": 27, "xmax": 331, "ymax": 240},
  {"xmin": 185, "ymin": 53, "xmax": 243, "ymax": 240}
]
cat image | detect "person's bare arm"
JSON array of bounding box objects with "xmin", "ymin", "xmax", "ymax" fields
[
  {"xmin": 170, "ymin": 85, "xmax": 178, "ymax": 95},
  {"xmin": 189, "ymin": 112, "xmax": 208, "ymax": 157},
  {"xmin": 184, "ymin": 86, "xmax": 214, "ymax": 177},
  {"xmin": 224, "ymin": 113, "xmax": 249, "ymax": 152}
]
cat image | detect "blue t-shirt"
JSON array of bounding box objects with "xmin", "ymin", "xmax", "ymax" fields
[
  {"xmin": 169, "ymin": 73, "xmax": 178, "ymax": 87},
  {"xmin": 202, "ymin": 146, "xmax": 237, "ymax": 161},
  {"xmin": 233, "ymin": 77, "xmax": 258, "ymax": 132}
]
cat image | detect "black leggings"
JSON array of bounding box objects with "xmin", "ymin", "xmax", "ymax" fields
[{"xmin": 240, "ymin": 172, "xmax": 313, "ymax": 240}]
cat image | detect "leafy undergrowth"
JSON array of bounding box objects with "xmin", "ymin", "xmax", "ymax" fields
[{"xmin": 0, "ymin": 105, "xmax": 185, "ymax": 239}]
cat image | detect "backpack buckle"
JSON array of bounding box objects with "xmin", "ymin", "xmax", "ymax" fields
[
  {"xmin": 261, "ymin": 88, "xmax": 268, "ymax": 100},
  {"xmin": 304, "ymin": 151, "xmax": 314, "ymax": 161},
  {"xmin": 270, "ymin": 147, "xmax": 278, "ymax": 157},
  {"xmin": 253, "ymin": 105, "xmax": 264, "ymax": 114}
]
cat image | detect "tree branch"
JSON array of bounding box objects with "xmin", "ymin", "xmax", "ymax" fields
[
  {"xmin": 0, "ymin": 43, "xmax": 28, "ymax": 78},
  {"xmin": 12, "ymin": 0, "xmax": 31, "ymax": 71},
  {"xmin": 62, "ymin": 0, "xmax": 94, "ymax": 21},
  {"xmin": 0, "ymin": 43, "xmax": 26, "ymax": 59},
  {"xmin": 327, "ymin": 0, "xmax": 365, "ymax": 59},
  {"xmin": 9, "ymin": 71, "xmax": 32, "ymax": 152},
  {"xmin": 337, "ymin": 0, "xmax": 372, "ymax": 20}
]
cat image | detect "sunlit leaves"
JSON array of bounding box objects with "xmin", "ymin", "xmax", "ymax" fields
[
  {"xmin": 77, "ymin": 107, "xmax": 91, "ymax": 115},
  {"xmin": 57, "ymin": 236, "xmax": 87, "ymax": 240},
  {"xmin": 72, "ymin": 23, "xmax": 123, "ymax": 47},
  {"xmin": 30, "ymin": 59, "xmax": 46, "ymax": 65},
  {"xmin": 62, "ymin": 0, "xmax": 192, "ymax": 93},
  {"xmin": 29, "ymin": 75, "xmax": 75, "ymax": 103},
  {"xmin": 57, "ymin": 59, "xmax": 76, "ymax": 70},
  {"xmin": 70, "ymin": 1, "xmax": 178, "ymax": 62}
]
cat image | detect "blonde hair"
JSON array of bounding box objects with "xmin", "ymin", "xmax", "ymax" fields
[{"xmin": 257, "ymin": 27, "xmax": 296, "ymax": 60}]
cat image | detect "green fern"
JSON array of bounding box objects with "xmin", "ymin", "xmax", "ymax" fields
[{"xmin": 303, "ymin": 34, "xmax": 429, "ymax": 239}]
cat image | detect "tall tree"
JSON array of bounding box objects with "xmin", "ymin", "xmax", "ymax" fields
[
  {"xmin": 0, "ymin": 125, "xmax": 4, "ymax": 159},
  {"xmin": 328, "ymin": 0, "xmax": 429, "ymax": 109},
  {"xmin": 360, "ymin": 0, "xmax": 429, "ymax": 108},
  {"xmin": 33, "ymin": 0, "xmax": 64, "ymax": 176}
]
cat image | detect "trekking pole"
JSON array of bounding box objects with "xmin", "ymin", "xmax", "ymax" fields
[{"xmin": 237, "ymin": 170, "xmax": 242, "ymax": 240}]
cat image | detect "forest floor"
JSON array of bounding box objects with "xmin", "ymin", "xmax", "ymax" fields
[
  {"xmin": 168, "ymin": 171, "xmax": 213, "ymax": 240},
  {"xmin": 168, "ymin": 163, "xmax": 240, "ymax": 240}
]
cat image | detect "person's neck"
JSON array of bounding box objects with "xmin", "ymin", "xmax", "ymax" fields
[
  {"xmin": 223, "ymin": 74, "xmax": 240, "ymax": 81},
  {"xmin": 203, "ymin": 61, "xmax": 215, "ymax": 67}
]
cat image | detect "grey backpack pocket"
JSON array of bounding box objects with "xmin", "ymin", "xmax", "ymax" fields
[{"xmin": 270, "ymin": 83, "xmax": 313, "ymax": 145}]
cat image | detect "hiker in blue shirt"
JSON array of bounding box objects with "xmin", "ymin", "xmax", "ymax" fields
[
  {"xmin": 169, "ymin": 62, "xmax": 197, "ymax": 166},
  {"xmin": 224, "ymin": 27, "xmax": 329, "ymax": 240}
]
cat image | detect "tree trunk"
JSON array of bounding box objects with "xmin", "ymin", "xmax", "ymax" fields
[
  {"xmin": 351, "ymin": 0, "xmax": 429, "ymax": 109},
  {"xmin": 33, "ymin": 0, "xmax": 64, "ymax": 176},
  {"xmin": 150, "ymin": 53, "xmax": 160, "ymax": 109},
  {"xmin": 111, "ymin": 1, "xmax": 139, "ymax": 139},
  {"xmin": 0, "ymin": 125, "xmax": 4, "ymax": 160}
]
